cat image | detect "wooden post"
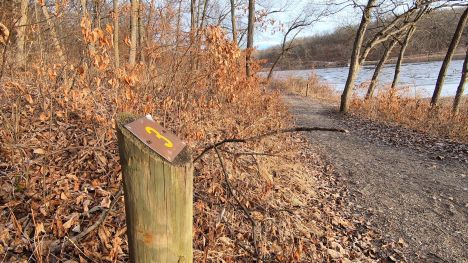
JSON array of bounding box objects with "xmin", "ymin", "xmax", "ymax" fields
[
  {"xmin": 116, "ymin": 113, "xmax": 193, "ymax": 263},
  {"xmin": 305, "ymin": 83, "xmax": 309, "ymax": 97}
]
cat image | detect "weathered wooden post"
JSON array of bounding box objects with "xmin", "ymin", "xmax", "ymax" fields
[
  {"xmin": 305, "ymin": 83, "xmax": 309, "ymax": 97},
  {"xmin": 116, "ymin": 113, "xmax": 193, "ymax": 263}
]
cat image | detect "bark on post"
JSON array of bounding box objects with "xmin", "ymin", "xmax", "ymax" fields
[
  {"xmin": 246, "ymin": 0, "xmax": 255, "ymax": 77},
  {"xmin": 366, "ymin": 39, "xmax": 398, "ymax": 99},
  {"xmin": 116, "ymin": 114, "xmax": 193, "ymax": 262},
  {"xmin": 340, "ymin": 0, "xmax": 376, "ymax": 113},
  {"xmin": 431, "ymin": 7, "xmax": 468, "ymax": 107},
  {"xmin": 453, "ymin": 46, "xmax": 467, "ymax": 114},
  {"xmin": 113, "ymin": 0, "xmax": 120, "ymax": 68},
  {"xmin": 15, "ymin": 0, "xmax": 28, "ymax": 68},
  {"xmin": 129, "ymin": 0, "xmax": 139, "ymax": 65},
  {"xmin": 391, "ymin": 25, "xmax": 416, "ymax": 89}
]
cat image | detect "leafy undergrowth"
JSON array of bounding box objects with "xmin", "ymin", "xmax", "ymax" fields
[
  {"xmin": 1, "ymin": 27, "xmax": 386, "ymax": 262},
  {"xmin": 350, "ymin": 86, "xmax": 468, "ymax": 143},
  {"xmin": 270, "ymin": 73, "xmax": 339, "ymax": 103}
]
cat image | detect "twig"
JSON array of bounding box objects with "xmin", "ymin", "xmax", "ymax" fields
[
  {"xmin": 194, "ymin": 126, "xmax": 348, "ymax": 162},
  {"xmin": 49, "ymin": 186, "xmax": 123, "ymax": 253},
  {"xmin": 214, "ymin": 147, "xmax": 259, "ymax": 259}
]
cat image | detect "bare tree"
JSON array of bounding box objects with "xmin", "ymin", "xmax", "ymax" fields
[
  {"xmin": 246, "ymin": 0, "xmax": 255, "ymax": 77},
  {"xmin": 391, "ymin": 25, "xmax": 416, "ymax": 89},
  {"xmin": 113, "ymin": 0, "xmax": 120, "ymax": 67},
  {"xmin": 266, "ymin": 15, "xmax": 315, "ymax": 80},
  {"xmin": 431, "ymin": 7, "xmax": 468, "ymax": 107},
  {"xmin": 15, "ymin": 0, "xmax": 28, "ymax": 68},
  {"xmin": 340, "ymin": 0, "xmax": 377, "ymax": 113},
  {"xmin": 40, "ymin": 0, "xmax": 65, "ymax": 63},
  {"xmin": 366, "ymin": 38, "xmax": 398, "ymax": 99},
  {"xmin": 453, "ymin": 46, "xmax": 467, "ymax": 114},
  {"xmin": 129, "ymin": 0, "xmax": 139, "ymax": 65},
  {"xmin": 230, "ymin": 0, "xmax": 237, "ymax": 43},
  {"xmin": 81, "ymin": 0, "xmax": 96, "ymax": 55},
  {"xmin": 138, "ymin": 1, "xmax": 145, "ymax": 63}
]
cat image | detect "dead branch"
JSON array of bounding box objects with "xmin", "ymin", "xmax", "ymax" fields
[
  {"xmin": 214, "ymin": 146, "xmax": 259, "ymax": 259},
  {"xmin": 194, "ymin": 126, "xmax": 348, "ymax": 162}
]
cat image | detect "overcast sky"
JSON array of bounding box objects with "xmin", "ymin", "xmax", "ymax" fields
[{"xmin": 254, "ymin": 0, "xmax": 361, "ymax": 49}]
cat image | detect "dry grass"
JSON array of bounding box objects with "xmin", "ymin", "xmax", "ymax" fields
[
  {"xmin": 270, "ymin": 72, "xmax": 339, "ymax": 103},
  {"xmin": 350, "ymin": 86, "xmax": 468, "ymax": 143}
]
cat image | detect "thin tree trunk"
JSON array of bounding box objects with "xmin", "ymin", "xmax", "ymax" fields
[
  {"xmin": 266, "ymin": 53, "xmax": 282, "ymax": 81},
  {"xmin": 190, "ymin": 0, "xmax": 196, "ymax": 38},
  {"xmin": 199, "ymin": 0, "xmax": 209, "ymax": 29},
  {"xmin": 129, "ymin": 0, "xmax": 139, "ymax": 65},
  {"xmin": 138, "ymin": 1, "xmax": 145, "ymax": 63},
  {"xmin": 431, "ymin": 7, "xmax": 468, "ymax": 107},
  {"xmin": 246, "ymin": 0, "xmax": 255, "ymax": 77},
  {"xmin": 113, "ymin": 0, "xmax": 120, "ymax": 67},
  {"xmin": 391, "ymin": 25, "xmax": 416, "ymax": 89},
  {"xmin": 34, "ymin": 2, "xmax": 44, "ymax": 63},
  {"xmin": 81, "ymin": 0, "xmax": 96, "ymax": 55},
  {"xmin": 40, "ymin": 1, "xmax": 65, "ymax": 63},
  {"xmin": 340, "ymin": 0, "xmax": 376, "ymax": 113},
  {"xmin": 230, "ymin": 0, "xmax": 237, "ymax": 44},
  {"xmin": 93, "ymin": 0, "xmax": 101, "ymax": 28},
  {"xmin": 366, "ymin": 39, "xmax": 398, "ymax": 99},
  {"xmin": 453, "ymin": 46, "xmax": 467, "ymax": 114},
  {"xmin": 15, "ymin": 0, "xmax": 28, "ymax": 68}
]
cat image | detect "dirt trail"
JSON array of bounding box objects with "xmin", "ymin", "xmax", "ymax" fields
[{"xmin": 284, "ymin": 94, "xmax": 468, "ymax": 263}]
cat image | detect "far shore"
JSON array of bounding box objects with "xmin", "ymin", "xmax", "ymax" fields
[{"xmin": 260, "ymin": 52, "xmax": 466, "ymax": 71}]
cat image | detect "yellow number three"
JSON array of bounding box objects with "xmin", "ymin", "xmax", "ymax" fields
[{"xmin": 145, "ymin": 126, "xmax": 174, "ymax": 148}]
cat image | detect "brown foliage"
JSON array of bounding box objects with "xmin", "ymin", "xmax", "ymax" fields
[{"xmin": 350, "ymin": 86, "xmax": 468, "ymax": 143}]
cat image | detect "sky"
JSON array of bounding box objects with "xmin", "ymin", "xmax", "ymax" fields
[{"xmin": 254, "ymin": 0, "xmax": 361, "ymax": 50}]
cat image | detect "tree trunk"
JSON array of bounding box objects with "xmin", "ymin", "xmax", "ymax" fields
[
  {"xmin": 113, "ymin": 0, "xmax": 120, "ymax": 67},
  {"xmin": 431, "ymin": 7, "xmax": 468, "ymax": 107},
  {"xmin": 340, "ymin": 0, "xmax": 376, "ymax": 113},
  {"xmin": 138, "ymin": 1, "xmax": 145, "ymax": 63},
  {"xmin": 230, "ymin": 0, "xmax": 237, "ymax": 43},
  {"xmin": 246, "ymin": 0, "xmax": 255, "ymax": 77},
  {"xmin": 366, "ymin": 39, "xmax": 398, "ymax": 99},
  {"xmin": 81, "ymin": 0, "xmax": 96, "ymax": 56},
  {"xmin": 453, "ymin": 46, "xmax": 467, "ymax": 114},
  {"xmin": 199, "ymin": 0, "xmax": 209, "ymax": 29},
  {"xmin": 266, "ymin": 53, "xmax": 282, "ymax": 81},
  {"xmin": 190, "ymin": 0, "xmax": 196, "ymax": 38},
  {"xmin": 129, "ymin": 0, "xmax": 139, "ymax": 65},
  {"xmin": 40, "ymin": 1, "xmax": 65, "ymax": 63},
  {"xmin": 391, "ymin": 25, "xmax": 416, "ymax": 89},
  {"xmin": 33, "ymin": 2, "xmax": 44, "ymax": 63},
  {"xmin": 15, "ymin": 0, "xmax": 28, "ymax": 68}
]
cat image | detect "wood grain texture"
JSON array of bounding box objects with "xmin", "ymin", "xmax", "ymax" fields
[{"xmin": 116, "ymin": 113, "xmax": 193, "ymax": 263}]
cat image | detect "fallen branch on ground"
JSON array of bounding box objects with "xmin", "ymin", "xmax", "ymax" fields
[
  {"xmin": 214, "ymin": 146, "xmax": 260, "ymax": 259},
  {"xmin": 194, "ymin": 126, "xmax": 348, "ymax": 162}
]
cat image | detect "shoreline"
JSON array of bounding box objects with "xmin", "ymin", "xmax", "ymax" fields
[{"xmin": 260, "ymin": 52, "xmax": 466, "ymax": 71}]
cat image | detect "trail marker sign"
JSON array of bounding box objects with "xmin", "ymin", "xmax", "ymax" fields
[{"xmin": 124, "ymin": 115, "xmax": 186, "ymax": 162}]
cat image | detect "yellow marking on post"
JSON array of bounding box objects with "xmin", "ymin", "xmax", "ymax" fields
[{"xmin": 145, "ymin": 126, "xmax": 174, "ymax": 148}]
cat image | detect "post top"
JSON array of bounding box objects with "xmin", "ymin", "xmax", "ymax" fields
[{"xmin": 117, "ymin": 113, "xmax": 192, "ymax": 166}]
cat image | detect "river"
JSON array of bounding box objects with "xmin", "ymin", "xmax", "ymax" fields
[{"xmin": 269, "ymin": 60, "xmax": 466, "ymax": 98}]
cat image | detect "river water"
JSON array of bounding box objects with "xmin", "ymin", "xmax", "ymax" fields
[{"xmin": 269, "ymin": 60, "xmax": 466, "ymax": 98}]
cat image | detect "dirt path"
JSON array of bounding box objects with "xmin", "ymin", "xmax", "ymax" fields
[{"xmin": 284, "ymin": 94, "xmax": 468, "ymax": 263}]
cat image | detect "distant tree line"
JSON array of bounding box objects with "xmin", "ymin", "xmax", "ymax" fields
[{"xmin": 258, "ymin": 7, "xmax": 467, "ymax": 70}]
